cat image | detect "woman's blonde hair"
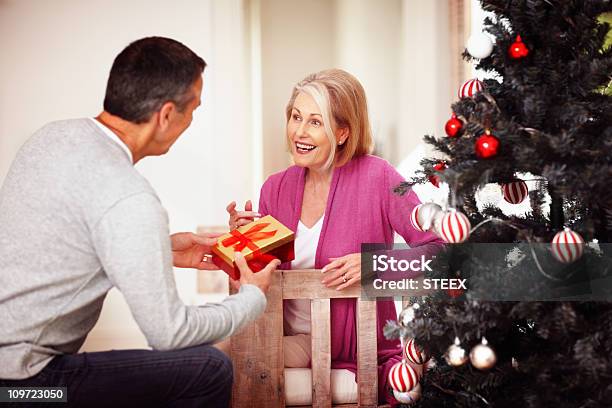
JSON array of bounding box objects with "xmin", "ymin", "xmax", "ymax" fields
[{"xmin": 285, "ymin": 69, "xmax": 374, "ymax": 169}]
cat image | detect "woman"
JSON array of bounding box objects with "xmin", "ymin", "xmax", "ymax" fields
[{"xmin": 227, "ymin": 69, "xmax": 442, "ymax": 404}]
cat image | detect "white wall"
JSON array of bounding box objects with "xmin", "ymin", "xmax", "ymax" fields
[
  {"xmin": 256, "ymin": 0, "xmax": 457, "ymax": 173},
  {"xmin": 398, "ymin": 0, "xmax": 454, "ymax": 161},
  {"xmin": 335, "ymin": 0, "xmax": 402, "ymax": 163},
  {"xmin": 0, "ymin": 0, "xmax": 253, "ymax": 350},
  {"xmin": 258, "ymin": 0, "xmax": 336, "ymax": 177}
]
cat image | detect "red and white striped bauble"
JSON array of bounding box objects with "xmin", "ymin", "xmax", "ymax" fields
[
  {"xmin": 410, "ymin": 203, "xmax": 442, "ymax": 232},
  {"xmin": 404, "ymin": 338, "xmax": 428, "ymax": 365},
  {"xmin": 551, "ymin": 228, "xmax": 584, "ymax": 263},
  {"xmin": 388, "ymin": 361, "xmax": 420, "ymax": 393},
  {"xmin": 439, "ymin": 210, "xmax": 471, "ymax": 243},
  {"xmin": 458, "ymin": 78, "xmax": 484, "ymax": 99},
  {"xmin": 501, "ymin": 180, "xmax": 528, "ymax": 204}
]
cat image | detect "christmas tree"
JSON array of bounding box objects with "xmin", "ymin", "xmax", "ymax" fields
[{"xmin": 385, "ymin": 1, "xmax": 612, "ymax": 406}]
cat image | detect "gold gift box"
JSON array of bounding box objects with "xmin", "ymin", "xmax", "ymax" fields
[{"xmin": 211, "ymin": 215, "xmax": 295, "ymax": 280}]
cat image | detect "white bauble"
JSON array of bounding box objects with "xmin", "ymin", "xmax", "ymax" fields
[
  {"xmin": 475, "ymin": 183, "xmax": 502, "ymax": 208},
  {"xmin": 398, "ymin": 303, "xmax": 420, "ymax": 327},
  {"xmin": 467, "ymin": 33, "xmax": 494, "ymax": 59}
]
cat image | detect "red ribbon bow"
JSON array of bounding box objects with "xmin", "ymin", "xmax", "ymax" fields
[{"xmin": 222, "ymin": 223, "xmax": 277, "ymax": 253}]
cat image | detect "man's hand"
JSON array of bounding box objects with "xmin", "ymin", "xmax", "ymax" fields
[
  {"xmin": 170, "ymin": 232, "xmax": 222, "ymax": 270},
  {"xmin": 231, "ymin": 252, "xmax": 280, "ymax": 294}
]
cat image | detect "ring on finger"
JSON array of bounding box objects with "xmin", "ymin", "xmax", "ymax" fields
[{"xmin": 342, "ymin": 274, "xmax": 347, "ymax": 283}]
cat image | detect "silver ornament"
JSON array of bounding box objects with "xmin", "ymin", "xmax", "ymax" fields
[
  {"xmin": 393, "ymin": 384, "xmax": 422, "ymax": 405},
  {"xmin": 445, "ymin": 337, "xmax": 468, "ymax": 367},
  {"xmin": 469, "ymin": 337, "xmax": 497, "ymax": 370}
]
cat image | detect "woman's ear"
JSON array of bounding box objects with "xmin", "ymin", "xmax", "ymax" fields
[{"xmin": 336, "ymin": 127, "xmax": 349, "ymax": 145}]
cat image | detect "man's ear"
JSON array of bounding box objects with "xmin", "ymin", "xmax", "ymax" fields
[{"xmin": 157, "ymin": 102, "xmax": 176, "ymax": 131}]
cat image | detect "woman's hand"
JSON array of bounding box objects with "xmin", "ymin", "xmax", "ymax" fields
[
  {"xmin": 170, "ymin": 232, "xmax": 222, "ymax": 270},
  {"xmin": 321, "ymin": 253, "xmax": 361, "ymax": 291},
  {"xmin": 226, "ymin": 200, "xmax": 261, "ymax": 230}
]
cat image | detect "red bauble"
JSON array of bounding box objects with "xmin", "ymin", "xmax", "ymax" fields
[
  {"xmin": 509, "ymin": 35, "xmax": 529, "ymax": 59},
  {"xmin": 475, "ymin": 131, "xmax": 499, "ymax": 159},
  {"xmin": 447, "ymin": 288, "xmax": 464, "ymax": 298},
  {"xmin": 428, "ymin": 162, "xmax": 447, "ymax": 188},
  {"xmin": 445, "ymin": 114, "xmax": 463, "ymax": 138}
]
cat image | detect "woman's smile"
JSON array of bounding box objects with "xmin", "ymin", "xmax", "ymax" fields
[{"xmin": 295, "ymin": 141, "xmax": 317, "ymax": 154}]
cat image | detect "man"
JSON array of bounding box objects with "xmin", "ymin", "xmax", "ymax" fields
[{"xmin": 0, "ymin": 37, "xmax": 277, "ymax": 407}]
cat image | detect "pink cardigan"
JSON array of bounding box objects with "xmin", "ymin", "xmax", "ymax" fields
[{"xmin": 258, "ymin": 154, "xmax": 443, "ymax": 404}]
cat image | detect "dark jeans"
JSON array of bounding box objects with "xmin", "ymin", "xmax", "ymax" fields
[{"xmin": 0, "ymin": 344, "xmax": 232, "ymax": 408}]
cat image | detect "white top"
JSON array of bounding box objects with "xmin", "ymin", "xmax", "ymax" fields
[
  {"xmin": 90, "ymin": 118, "xmax": 133, "ymax": 163},
  {"xmin": 284, "ymin": 216, "xmax": 324, "ymax": 335}
]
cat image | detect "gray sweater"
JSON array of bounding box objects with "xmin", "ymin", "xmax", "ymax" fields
[{"xmin": 0, "ymin": 118, "xmax": 266, "ymax": 379}]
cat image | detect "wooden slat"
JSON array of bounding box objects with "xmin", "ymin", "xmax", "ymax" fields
[
  {"xmin": 230, "ymin": 272, "xmax": 285, "ymax": 407},
  {"xmin": 311, "ymin": 298, "xmax": 332, "ymax": 408},
  {"xmin": 231, "ymin": 269, "xmax": 387, "ymax": 407},
  {"xmin": 357, "ymin": 299, "xmax": 378, "ymax": 407},
  {"xmin": 281, "ymin": 270, "xmax": 360, "ymax": 299}
]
